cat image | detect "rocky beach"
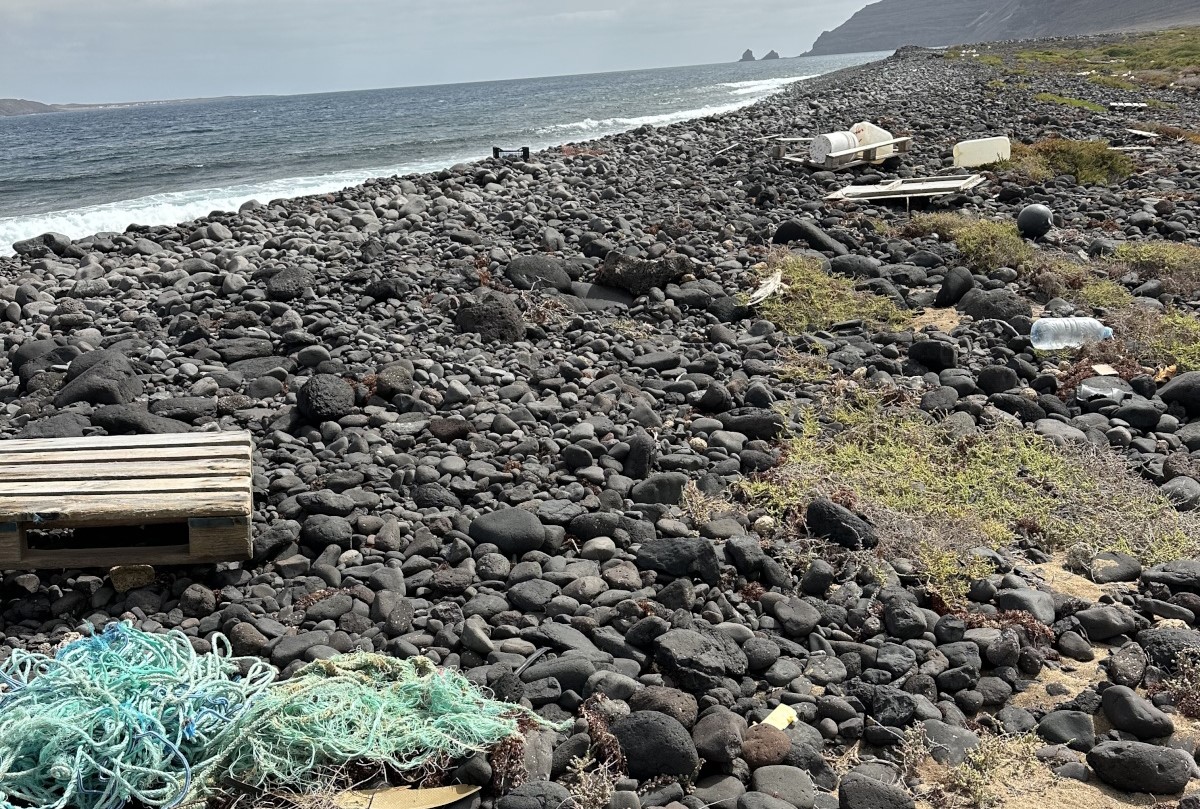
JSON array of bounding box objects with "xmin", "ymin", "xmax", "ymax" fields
[{"xmin": 4, "ymin": 33, "xmax": 1200, "ymax": 809}]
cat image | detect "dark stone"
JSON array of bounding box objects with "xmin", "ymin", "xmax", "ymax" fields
[
  {"xmin": 469, "ymin": 508, "xmax": 547, "ymax": 555},
  {"xmin": 909, "ymin": 339, "xmax": 957, "ymax": 371},
  {"xmin": 1086, "ymin": 741, "xmax": 1192, "ymax": 794},
  {"xmin": 611, "ymin": 711, "xmax": 700, "ymax": 780},
  {"xmin": 1101, "ymin": 685, "xmax": 1174, "ymax": 739},
  {"xmin": 297, "ymin": 374, "xmax": 355, "ymax": 422},
  {"xmin": 505, "ymin": 255, "xmax": 573, "ymax": 292},
  {"xmin": 596, "ymin": 253, "xmax": 690, "ymax": 297},
  {"xmin": 935, "ymin": 266, "xmax": 975, "ymax": 308},
  {"xmin": 836, "ymin": 773, "xmax": 914, "ymax": 809},
  {"xmin": 773, "ymin": 220, "xmax": 848, "ymax": 257},
  {"xmin": 455, "ymin": 292, "xmax": 525, "ymax": 342},
  {"xmin": 636, "ymin": 537, "xmax": 720, "ymax": 585},
  {"xmin": 1037, "ymin": 710, "xmax": 1095, "ymax": 751},
  {"xmin": 806, "ymin": 499, "xmax": 877, "ymax": 550}
]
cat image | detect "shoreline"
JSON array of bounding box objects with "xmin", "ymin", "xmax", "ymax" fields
[
  {"xmin": 2, "ymin": 31, "xmax": 1200, "ymax": 809},
  {"xmin": 0, "ymin": 54, "xmax": 887, "ymax": 256}
]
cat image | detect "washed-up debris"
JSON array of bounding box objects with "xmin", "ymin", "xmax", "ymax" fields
[
  {"xmin": 954, "ymin": 135, "xmax": 1011, "ymax": 167},
  {"xmin": 333, "ymin": 785, "xmax": 481, "ymax": 809},
  {"xmin": 746, "ymin": 268, "xmax": 787, "ymax": 305},
  {"xmin": 824, "ymin": 174, "xmax": 984, "ymax": 201},
  {"xmin": 1017, "ymin": 203, "xmax": 1055, "ymax": 238},
  {"xmin": 491, "ymin": 146, "xmax": 530, "ymax": 160},
  {"xmin": 0, "ymin": 622, "xmax": 563, "ymax": 809}
]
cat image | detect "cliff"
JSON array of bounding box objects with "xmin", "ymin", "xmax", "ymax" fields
[{"xmin": 806, "ymin": 0, "xmax": 1200, "ymax": 55}]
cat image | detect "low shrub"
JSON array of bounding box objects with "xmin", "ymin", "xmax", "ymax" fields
[
  {"xmin": 992, "ymin": 139, "xmax": 1134, "ymax": 185},
  {"xmin": 905, "ymin": 214, "xmax": 1034, "ymax": 271},
  {"xmin": 738, "ymin": 389, "xmax": 1200, "ymax": 565},
  {"xmin": 750, "ymin": 254, "xmax": 908, "ymax": 333},
  {"xmin": 1114, "ymin": 241, "xmax": 1200, "ymax": 293},
  {"xmin": 1034, "ymin": 92, "xmax": 1106, "ymax": 112}
]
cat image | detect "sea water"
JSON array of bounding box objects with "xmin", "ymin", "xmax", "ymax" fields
[{"xmin": 0, "ymin": 53, "xmax": 886, "ymax": 254}]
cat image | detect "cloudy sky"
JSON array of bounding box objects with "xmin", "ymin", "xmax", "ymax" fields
[{"xmin": 2, "ymin": 0, "xmax": 871, "ymax": 103}]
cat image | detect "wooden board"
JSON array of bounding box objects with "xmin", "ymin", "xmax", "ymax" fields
[
  {"xmin": 0, "ymin": 431, "xmax": 254, "ymax": 569},
  {"xmin": 824, "ymin": 174, "xmax": 986, "ymax": 201}
]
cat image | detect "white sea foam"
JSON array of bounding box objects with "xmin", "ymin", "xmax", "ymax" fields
[
  {"xmin": 0, "ymin": 156, "xmax": 467, "ymax": 255},
  {"xmin": 718, "ymin": 75, "xmax": 815, "ymax": 95},
  {"xmin": 539, "ymin": 74, "xmax": 815, "ymax": 135}
]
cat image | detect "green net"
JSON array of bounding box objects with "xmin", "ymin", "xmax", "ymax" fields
[
  {"xmin": 0, "ymin": 623, "xmax": 561, "ymax": 809},
  {"xmin": 209, "ymin": 654, "xmax": 548, "ymax": 794},
  {"xmin": 0, "ymin": 622, "xmax": 275, "ymax": 809}
]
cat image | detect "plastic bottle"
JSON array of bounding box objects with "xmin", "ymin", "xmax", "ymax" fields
[{"xmin": 1029, "ymin": 317, "xmax": 1114, "ymax": 350}]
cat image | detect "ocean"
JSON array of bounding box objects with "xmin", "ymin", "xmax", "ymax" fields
[{"xmin": 0, "ymin": 52, "xmax": 886, "ymax": 255}]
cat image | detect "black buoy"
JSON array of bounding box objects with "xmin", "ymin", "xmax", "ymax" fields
[{"xmin": 1017, "ymin": 204, "xmax": 1054, "ymax": 238}]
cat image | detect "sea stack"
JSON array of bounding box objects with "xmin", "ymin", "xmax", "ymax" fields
[
  {"xmin": 763, "ymin": 49, "xmax": 781, "ymax": 59},
  {"xmin": 739, "ymin": 49, "xmax": 756, "ymax": 62}
]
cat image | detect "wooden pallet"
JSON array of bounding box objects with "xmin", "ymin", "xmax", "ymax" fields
[{"xmin": 0, "ymin": 431, "xmax": 254, "ymax": 569}]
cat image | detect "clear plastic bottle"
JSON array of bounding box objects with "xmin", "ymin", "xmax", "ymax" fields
[{"xmin": 1029, "ymin": 317, "xmax": 1114, "ymax": 350}]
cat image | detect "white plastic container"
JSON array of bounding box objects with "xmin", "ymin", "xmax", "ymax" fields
[
  {"xmin": 851, "ymin": 121, "xmax": 895, "ymax": 159},
  {"xmin": 1029, "ymin": 317, "xmax": 1113, "ymax": 350},
  {"xmin": 954, "ymin": 136, "xmax": 1012, "ymax": 168},
  {"xmin": 810, "ymin": 131, "xmax": 859, "ymax": 164}
]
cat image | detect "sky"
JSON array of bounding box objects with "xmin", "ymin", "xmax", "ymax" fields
[{"xmin": 1, "ymin": 0, "xmax": 872, "ymax": 103}]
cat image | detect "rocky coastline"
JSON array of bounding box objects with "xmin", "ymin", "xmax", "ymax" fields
[{"xmin": 4, "ymin": 40, "xmax": 1200, "ymax": 809}]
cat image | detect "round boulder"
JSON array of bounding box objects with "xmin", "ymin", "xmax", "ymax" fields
[
  {"xmin": 611, "ymin": 711, "xmax": 700, "ymax": 780},
  {"xmin": 297, "ymin": 374, "xmax": 355, "ymax": 422}
]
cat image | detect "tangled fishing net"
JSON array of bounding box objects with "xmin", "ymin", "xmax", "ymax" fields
[{"xmin": 0, "ymin": 623, "xmax": 560, "ymax": 809}]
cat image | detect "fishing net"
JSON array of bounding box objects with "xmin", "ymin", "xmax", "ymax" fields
[
  {"xmin": 0, "ymin": 622, "xmax": 275, "ymax": 809},
  {"xmin": 0, "ymin": 623, "xmax": 561, "ymax": 809},
  {"xmin": 209, "ymin": 653, "xmax": 550, "ymax": 794}
]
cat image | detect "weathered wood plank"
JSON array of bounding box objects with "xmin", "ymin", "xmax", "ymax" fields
[
  {"xmin": 0, "ymin": 476, "xmax": 250, "ymax": 497},
  {"xmin": 0, "ymin": 459, "xmax": 248, "ymax": 481},
  {"xmin": 188, "ymin": 517, "xmax": 252, "ymax": 561},
  {"xmin": 0, "ymin": 431, "xmax": 252, "ymax": 454},
  {"xmin": 0, "ymin": 491, "xmax": 251, "ymax": 523},
  {"xmin": 0, "ymin": 445, "xmax": 251, "ymax": 465}
]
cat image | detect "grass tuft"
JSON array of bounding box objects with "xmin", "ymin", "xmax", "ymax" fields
[
  {"xmin": 738, "ymin": 389, "xmax": 1200, "ymax": 566},
  {"xmin": 1075, "ymin": 279, "xmax": 1135, "ymax": 309},
  {"xmin": 993, "ymin": 139, "xmax": 1134, "ymax": 185},
  {"xmin": 1034, "ymin": 92, "xmax": 1106, "ymax": 112},
  {"xmin": 1114, "ymin": 242, "xmax": 1200, "ymax": 293},
  {"xmin": 904, "ymin": 214, "xmax": 1034, "ymax": 271},
  {"xmin": 1089, "ymin": 73, "xmax": 1139, "ymax": 90},
  {"xmin": 751, "ymin": 254, "xmax": 908, "ymax": 333},
  {"xmin": 942, "ymin": 733, "xmax": 1042, "ymax": 809}
]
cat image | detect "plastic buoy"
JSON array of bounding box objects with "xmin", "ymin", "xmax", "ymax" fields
[{"xmin": 1017, "ymin": 204, "xmax": 1054, "ymax": 238}]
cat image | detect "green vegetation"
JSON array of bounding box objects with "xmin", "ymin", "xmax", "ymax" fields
[
  {"xmin": 750, "ymin": 255, "xmax": 908, "ymax": 333},
  {"xmin": 738, "ymin": 391, "xmax": 1200, "ymax": 567},
  {"xmin": 1120, "ymin": 307, "xmax": 1200, "ymax": 372},
  {"xmin": 977, "ymin": 54, "xmax": 1003, "ymax": 68},
  {"xmin": 991, "ymin": 139, "xmax": 1134, "ymax": 185},
  {"xmin": 1088, "ymin": 73, "xmax": 1138, "ymax": 91},
  {"xmin": 904, "ymin": 214, "xmax": 1034, "ymax": 271},
  {"xmin": 941, "ymin": 733, "xmax": 1043, "ymax": 809},
  {"xmin": 1114, "ymin": 241, "xmax": 1200, "ymax": 293},
  {"xmin": 1034, "ymin": 92, "xmax": 1106, "ymax": 112},
  {"xmin": 1075, "ymin": 278, "xmax": 1135, "ymax": 309},
  {"xmin": 774, "ymin": 348, "xmax": 836, "ymax": 385},
  {"xmin": 1015, "ymin": 27, "xmax": 1200, "ymax": 89}
]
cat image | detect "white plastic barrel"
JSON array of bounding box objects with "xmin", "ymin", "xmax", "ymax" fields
[
  {"xmin": 810, "ymin": 131, "xmax": 859, "ymax": 164},
  {"xmin": 851, "ymin": 121, "xmax": 895, "ymax": 159},
  {"xmin": 954, "ymin": 136, "xmax": 1012, "ymax": 168}
]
